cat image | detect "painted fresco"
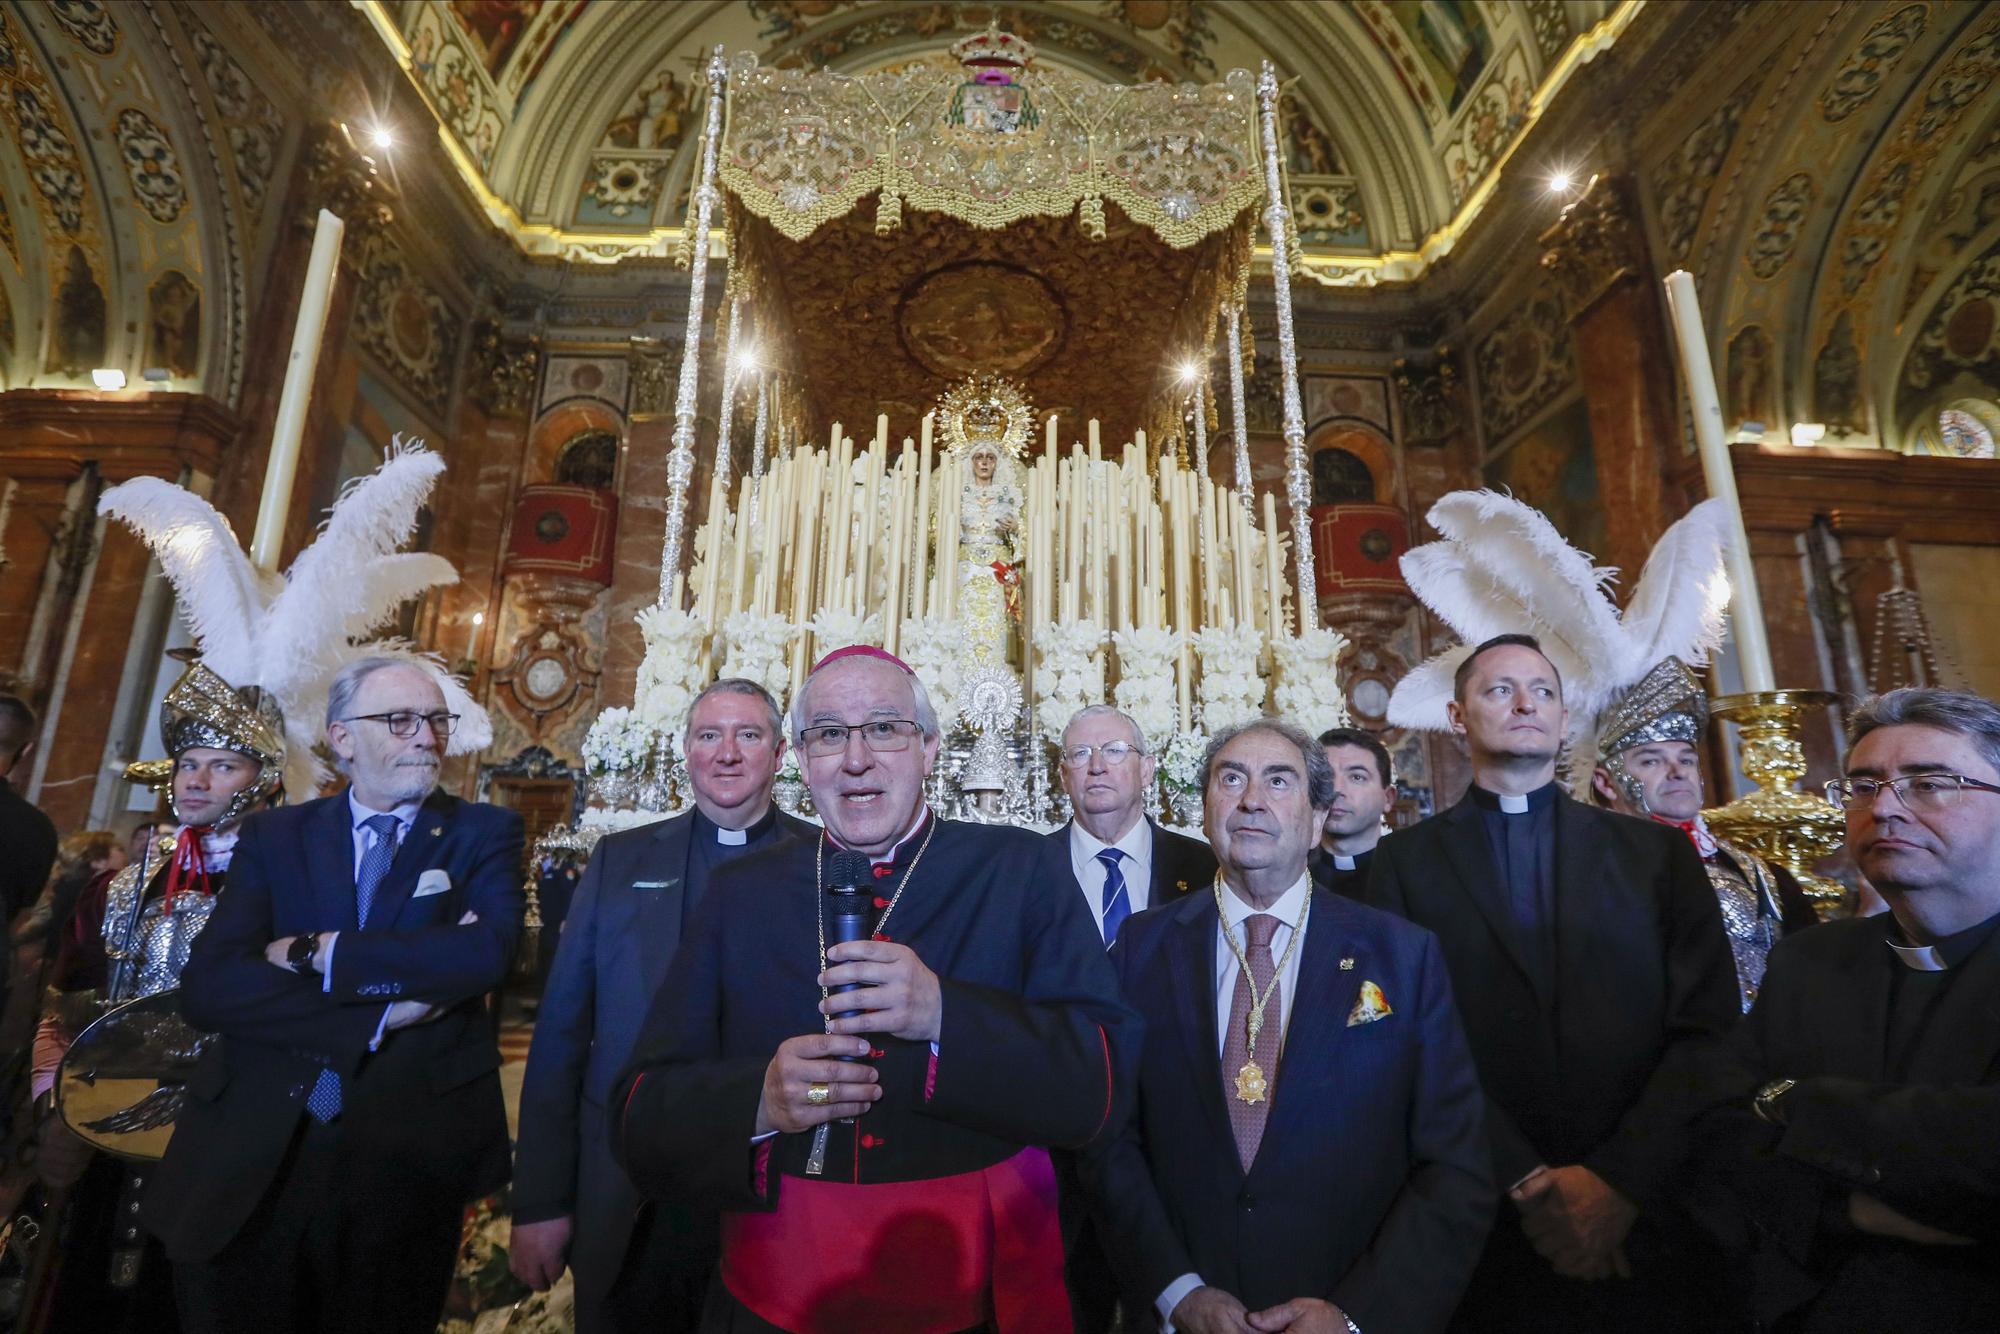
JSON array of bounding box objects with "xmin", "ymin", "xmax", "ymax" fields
[{"xmin": 1484, "ymin": 398, "xmax": 1605, "ymax": 563}]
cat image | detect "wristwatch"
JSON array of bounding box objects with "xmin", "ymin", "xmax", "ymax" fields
[
  {"xmin": 287, "ymin": 932, "xmax": 321, "ymax": 974},
  {"xmin": 1752, "ymin": 1077, "xmax": 1796, "ymax": 1126}
]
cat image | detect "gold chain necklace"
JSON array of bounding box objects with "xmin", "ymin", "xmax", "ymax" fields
[
  {"xmin": 1212, "ymin": 877, "xmax": 1311, "ymax": 1105},
  {"xmin": 805, "ymin": 814, "xmax": 939, "ymax": 1177}
]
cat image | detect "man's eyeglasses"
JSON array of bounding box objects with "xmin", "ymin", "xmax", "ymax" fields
[
  {"xmin": 1061, "ymin": 741, "xmax": 1141, "ymax": 769},
  {"xmin": 1824, "ymin": 772, "xmax": 2000, "ymax": 811},
  {"xmin": 342, "ymin": 711, "xmax": 461, "ymax": 739},
  {"xmin": 798, "ymin": 719, "xmax": 922, "ymax": 758}
]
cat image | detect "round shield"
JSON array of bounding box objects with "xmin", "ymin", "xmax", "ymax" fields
[{"xmin": 56, "ymin": 989, "xmax": 211, "ymax": 1162}]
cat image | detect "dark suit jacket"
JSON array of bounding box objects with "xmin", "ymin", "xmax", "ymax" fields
[
  {"xmin": 1367, "ymin": 792, "xmax": 1739, "ymax": 1209},
  {"xmin": 1044, "ymin": 819, "xmax": 1216, "ymax": 1330},
  {"xmin": 1044, "ymin": 818, "xmax": 1218, "ymax": 924},
  {"xmin": 145, "ymin": 789, "xmax": 524, "ymax": 1262},
  {"xmin": 1688, "ymin": 915, "xmax": 2000, "ymax": 1330},
  {"xmin": 511, "ymin": 808, "xmax": 809, "ymax": 1300},
  {"xmin": 1083, "ymin": 886, "xmax": 1494, "ymax": 1331},
  {"xmin": 0, "ymin": 774, "xmax": 58, "ymax": 923}
]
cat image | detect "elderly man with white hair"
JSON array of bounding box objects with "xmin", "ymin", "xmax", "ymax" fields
[
  {"xmin": 148, "ymin": 655, "xmax": 523, "ymax": 1334},
  {"xmin": 614, "ymin": 645, "xmax": 1140, "ymax": 1334}
]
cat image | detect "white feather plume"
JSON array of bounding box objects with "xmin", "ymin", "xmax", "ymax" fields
[
  {"xmin": 97, "ymin": 436, "xmax": 492, "ymax": 797},
  {"xmin": 1389, "ymin": 490, "xmax": 1739, "ymax": 744}
]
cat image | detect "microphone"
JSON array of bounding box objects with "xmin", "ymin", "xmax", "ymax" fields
[{"xmin": 825, "ymin": 850, "xmax": 878, "ymax": 1047}]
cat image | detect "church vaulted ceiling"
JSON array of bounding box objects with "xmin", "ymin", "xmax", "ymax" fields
[{"xmin": 362, "ymin": 0, "xmax": 1621, "ymax": 279}]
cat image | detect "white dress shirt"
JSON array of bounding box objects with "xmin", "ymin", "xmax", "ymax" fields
[
  {"xmin": 1067, "ymin": 816, "xmax": 1155, "ymax": 940},
  {"xmin": 1160, "ymin": 870, "xmax": 1316, "ymax": 1331}
]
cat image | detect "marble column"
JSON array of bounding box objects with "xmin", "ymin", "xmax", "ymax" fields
[{"xmin": 1539, "ymin": 176, "xmax": 1679, "ymax": 586}]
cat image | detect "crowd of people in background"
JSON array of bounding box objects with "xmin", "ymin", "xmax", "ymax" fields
[{"xmin": 0, "ymin": 636, "xmax": 1995, "ymax": 1333}]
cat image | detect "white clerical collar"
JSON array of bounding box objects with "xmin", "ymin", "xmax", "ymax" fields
[
  {"xmin": 1219, "ymin": 872, "xmax": 1312, "ymax": 933},
  {"xmin": 716, "ymin": 825, "xmax": 747, "ymax": 846},
  {"xmin": 1498, "ymin": 792, "xmax": 1530, "ymax": 815},
  {"xmin": 1333, "ymin": 853, "xmax": 1357, "ymax": 871},
  {"xmin": 1888, "ymin": 939, "xmax": 1949, "ymax": 972}
]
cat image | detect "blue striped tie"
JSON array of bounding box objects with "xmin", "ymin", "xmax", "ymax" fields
[
  {"xmin": 307, "ymin": 813, "xmax": 401, "ymax": 1123},
  {"xmin": 1096, "ymin": 848, "xmax": 1130, "ymax": 946}
]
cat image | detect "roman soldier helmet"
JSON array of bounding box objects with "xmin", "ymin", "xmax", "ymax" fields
[
  {"xmin": 1593, "ymin": 656, "xmax": 1709, "ymax": 813},
  {"xmin": 154, "ymin": 651, "xmax": 288, "ymax": 825}
]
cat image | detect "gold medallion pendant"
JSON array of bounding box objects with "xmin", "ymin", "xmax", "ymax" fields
[{"xmin": 1234, "ymin": 1059, "xmax": 1268, "ymax": 1104}]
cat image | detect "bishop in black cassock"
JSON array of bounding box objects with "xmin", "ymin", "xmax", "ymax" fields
[{"xmin": 613, "ymin": 647, "xmax": 1139, "ymax": 1334}]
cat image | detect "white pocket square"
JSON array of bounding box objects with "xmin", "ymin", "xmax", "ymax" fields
[{"xmin": 414, "ymin": 869, "xmax": 453, "ymax": 898}]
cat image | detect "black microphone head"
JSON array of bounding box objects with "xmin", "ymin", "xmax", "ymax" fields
[{"xmin": 827, "ymin": 849, "xmax": 873, "ymax": 891}]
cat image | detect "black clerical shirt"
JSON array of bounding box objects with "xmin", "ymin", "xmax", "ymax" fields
[
  {"xmin": 1470, "ymin": 782, "xmax": 1559, "ymax": 985},
  {"xmin": 1882, "ymin": 907, "xmax": 2000, "ymax": 1081},
  {"xmin": 683, "ymin": 804, "xmax": 783, "ymax": 930},
  {"xmin": 1309, "ymin": 844, "xmax": 1374, "ymax": 900}
]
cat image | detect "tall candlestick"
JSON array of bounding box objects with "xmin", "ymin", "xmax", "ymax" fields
[
  {"xmin": 1262, "ymin": 490, "xmax": 1284, "ymax": 638},
  {"xmin": 912, "ymin": 415, "xmax": 934, "ymax": 620},
  {"xmin": 1663, "ymin": 270, "xmax": 1776, "ymax": 692},
  {"xmin": 938, "ymin": 454, "xmax": 960, "ymax": 623},
  {"xmin": 250, "ymin": 208, "xmax": 345, "ymax": 572}
]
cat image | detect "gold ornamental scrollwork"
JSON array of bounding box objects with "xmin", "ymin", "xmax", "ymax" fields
[
  {"xmin": 1538, "ymin": 175, "xmax": 1647, "ymax": 320},
  {"xmin": 937, "ymin": 373, "xmax": 1034, "ymax": 461}
]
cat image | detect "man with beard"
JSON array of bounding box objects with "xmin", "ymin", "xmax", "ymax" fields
[
  {"xmin": 31, "ymin": 656, "xmax": 285, "ymax": 1331},
  {"xmin": 1368, "ymin": 634, "xmax": 1738, "ymax": 1331},
  {"xmin": 614, "ymin": 646, "xmax": 1139, "ymax": 1333},
  {"xmin": 149, "ymin": 656, "xmax": 523, "ymax": 1334},
  {"xmin": 1310, "ymin": 728, "xmax": 1396, "ymax": 900},
  {"xmin": 1689, "ymin": 688, "xmax": 2000, "ymax": 1330},
  {"xmin": 1589, "ymin": 659, "xmax": 1819, "ymax": 1009},
  {"xmin": 512, "ymin": 679, "xmax": 810, "ymax": 1331}
]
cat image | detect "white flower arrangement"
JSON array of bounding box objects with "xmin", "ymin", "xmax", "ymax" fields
[
  {"xmin": 1271, "ymin": 627, "xmax": 1353, "ymax": 739},
  {"xmin": 1160, "ymin": 728, "xmax": 1210, "ymax": 796},
  {"xmin": 1033, "ymin": 619, "xmax": 1107, "ymax": 743},
  {"xmin": 632, "ymin": 604, "xmax": 709, "ymax": 738},
  {"xmin": 899, "ymin": 616, "xmax": 971, "ymax": 731},
  {"xmin": 581, "ymin": 707, "xmax": 656, "ymax": 776},
  {"xmin": 1111, "ymin": 626, "xmax": 1183, "ymax": 750},
  {"xmin": 808, "ymin": 607, "xmax": 884, "ymax": 652},
  {"xmin": 1195, "ymin": 625, "xmax": 1266, "ymax": 733},
  {"xmin": 720, "ymin": 609, "xmax": 796, "ymax": 703},
  {"xmin": 688, "ymin": 509, "xmax": 738, "ymax": 623}
]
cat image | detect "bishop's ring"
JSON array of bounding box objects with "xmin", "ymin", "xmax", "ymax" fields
[{"xmin": 805, "ymin": 1082, "xmax": 831, "ymax": 1106}]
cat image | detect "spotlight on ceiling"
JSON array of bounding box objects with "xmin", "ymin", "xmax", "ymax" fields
[
  {"xmin": 369, "ymin": 125, "xmax": 396, "ymax": 151},
  {"xmin": 472, "ymin": 611, "xmax": 485, "ymax": 627},
  {"xmin": 1177, "ymin": 361, "xmax": 1202, "ymax": 385},
  {"xmin": 735, "ymin": 342, "xmax": 759, "ymax": 373},
  {"xmin": 1789, "ymin": 422, "xmax": 1827, "ymax": 447},
  {"xmin": 1548, "ymin": 172, "xmax": 1574, "ymax": 195},
  {"xmin": 91, "ymin": 368, "xmax": 127, "ymax": 391}
]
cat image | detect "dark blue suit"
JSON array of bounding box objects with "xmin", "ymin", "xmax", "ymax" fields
[
  {"xmin": 512, "ymin": 808, "xmax": 809, "ymax": 1330},
  {"xmin": 147, "ymin": 789, "xmax": 523, "ymax": 1334},
  {"xmin": 1084, "ymin": 886, "xmax": 1494, "ymax": 1333}
]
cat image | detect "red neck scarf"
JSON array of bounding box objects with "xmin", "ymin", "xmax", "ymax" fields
[
  {"xmin": 1651, "ymin": 813, "xmax": 1718, "ymax": 860},
  {"xmin": 163, "ymin": 825, "xmax": 219, "ymax": 909}
]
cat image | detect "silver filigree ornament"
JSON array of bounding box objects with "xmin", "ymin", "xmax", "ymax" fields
[{"xmin": 1257, "ymin": 62, "xmax": 1315, "ymax": 633}]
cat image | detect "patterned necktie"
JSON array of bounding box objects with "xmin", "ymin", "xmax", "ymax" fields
[
  {"xmin": 1095, "ymin": 848, "xmax": 1130, "ymax": 946},
  {"xmin": 307, "ymin": 813, "xmax": 402, "ymax": 1124},
  {"xmin": 1222, "ymin": 912, "xmax": 1282, "ymax": 1172}
]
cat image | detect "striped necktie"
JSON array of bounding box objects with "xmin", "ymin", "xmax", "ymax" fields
[{"xmin": 1096, "ymin": 847, "xmax": 1130, "ymax": 946}]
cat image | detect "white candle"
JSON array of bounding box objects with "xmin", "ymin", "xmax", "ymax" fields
[
  {"xmin": 250, "ymin": 208, "xmax": 345, "ymax": 571},
  {"xmin": 1663, "ymin": 270, "xmax": 1776, "ymax": 692}
]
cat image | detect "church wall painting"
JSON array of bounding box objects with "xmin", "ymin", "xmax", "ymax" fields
[
  {"xmin": 1482, "ymin": 397, "xmax": 1605, "ymax": 567},
  {"xmin": 447, "ymin": 0, "xmax": 544, "ymax": 79},
  {"xmin": 145, "ymin": 270, "xmax": 200, "ymax": 380},
  {"xmin": 49, "ymin": 244, "xmax": 105, "ymax": 376}
]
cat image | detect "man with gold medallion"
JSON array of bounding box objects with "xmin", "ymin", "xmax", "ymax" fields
[{"xmin": 1082, "ymin": 718, "xmax": 1492, "ymax": 1334}]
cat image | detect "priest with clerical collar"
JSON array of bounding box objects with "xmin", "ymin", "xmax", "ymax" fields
[
  {"xmin": 1309, "ymin": 727, "xmax": 1396, "ymax": 901},
  {"xmin": 1687, "ymin": 687, "xmax": 2000, "ymax": 1330},
  {"xmin": 513, "ymin": 679, "xmax": 812, "ymax": 1333},
  {"xmin": 1368, "ymin": 633, "xmax": 1739, "ymax": 1332},
  {"xmin": 614, "ymin": 646, "xmax": 1139, "ymax": 1334}
]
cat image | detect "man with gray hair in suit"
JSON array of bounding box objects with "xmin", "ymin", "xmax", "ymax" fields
[{"xmin": 511, "ymin": 678, "xmax": 810, "ymax": 1332}]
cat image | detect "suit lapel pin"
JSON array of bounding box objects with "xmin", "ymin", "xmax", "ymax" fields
[
  {"xmin": 430, "ymin": 825, "xmax": 443, "ymax": 837},
  {"xmin": 1339, "ymin": 956, "xmax": 1355, "ymax": 971}
]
